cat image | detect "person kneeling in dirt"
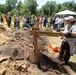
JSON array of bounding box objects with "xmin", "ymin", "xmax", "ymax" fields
[{"xmin": 58, "ymin": 16, "xmax": 76, "ymax": 65}]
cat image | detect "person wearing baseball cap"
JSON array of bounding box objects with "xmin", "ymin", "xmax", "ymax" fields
[
  {"xmin": 64, "ymin": 16, "xmax": 74, "ymax": 22},
  {"xmin": 58, "ymin": 16, "xmax": 76, "ymax": 65}
]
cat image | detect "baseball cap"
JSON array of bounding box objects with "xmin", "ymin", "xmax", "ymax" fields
[{"xmin": 64, "ymin": 16, "xmax": 74, "ymax": 22}]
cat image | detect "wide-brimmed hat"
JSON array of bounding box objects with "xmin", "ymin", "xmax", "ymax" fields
[{"xmin": 64, "ymin": 16, "xmax": 74, "ymax": 22}]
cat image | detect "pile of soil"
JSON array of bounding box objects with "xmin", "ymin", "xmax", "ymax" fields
[{"xmin": 0, "ymin": 25, "xmax": 76, "ymax": 75}]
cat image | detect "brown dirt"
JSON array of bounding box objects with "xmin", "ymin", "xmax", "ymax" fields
[{"xmin": 0, "ymin": 25, "xmax": 76, "ymax": 75}]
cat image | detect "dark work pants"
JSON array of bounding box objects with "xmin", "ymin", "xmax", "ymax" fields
[
  {"xmin": 59, "ymin": 41, "xmax": 70, "ymax": 63},
  {"xmin": 7, "ymin": 20, "xmax": 11, "ymax": 27},
  {"xmin": 43, "ymin": 21, "xmax": 47, "ymax": 27}
]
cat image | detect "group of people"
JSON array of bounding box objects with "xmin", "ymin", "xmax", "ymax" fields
[
  {"xmin": 22, "ymin": 15, "xmax": 76, "ymax": 65},
  {"xmin": 35, "ymin": 15, "xmax": 76, "ymax": 65},
  {"xmin": 22, "ymin": 14, "xmax": 36, "ymax": 28},
  {"xmin": 37, "ymin": 15, "xmax": 76, "ymax": 65},
  {"xmin": 0, "ymin": 13, "xmax": 53, "ymax": 29},
  {"xmin": 0, "ymin": 13, "xmax": 76, "ymax": 65},
  {"xmin": 51, "ymin": 15, "xmax": 65, "ymax": 32},
  {"xmin": 22, "ymin": 15, "xmax": 48, "ymax": 28},
  {"xmin": 22, "ymin": 14, "xmax": 76, "ymax": 65}
]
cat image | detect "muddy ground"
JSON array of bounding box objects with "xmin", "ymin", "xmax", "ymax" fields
[{"xmin": 0, "ymin": 25, "xmax": 76, "ymax": 75}]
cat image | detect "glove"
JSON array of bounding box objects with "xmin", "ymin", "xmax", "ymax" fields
[{"xmin": 65, "ymin": 32, "xmax": 71, "ymax": 37}]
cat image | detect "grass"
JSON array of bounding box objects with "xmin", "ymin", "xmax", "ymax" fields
[{"xmin": 70, "ymin": 54, "xmax": 76, "ymax": 62}]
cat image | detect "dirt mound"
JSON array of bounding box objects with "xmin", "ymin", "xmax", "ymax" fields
[
  {"xmin": 0, "ymin": 26, "xmax": 76, "ymax": 75},
  {"xmin": 0, "ymin": 25, "xmax": 11, "ymax": 32}
]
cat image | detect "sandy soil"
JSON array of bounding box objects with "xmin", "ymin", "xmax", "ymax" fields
[{"xmin": 0, "ymin": 25, "xmax": 76, "ymax": 75}]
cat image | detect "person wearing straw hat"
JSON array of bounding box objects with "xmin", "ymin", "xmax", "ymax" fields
[{"xmin": 58, "ymin": 16, "xmax": 76, "ymax": 65}]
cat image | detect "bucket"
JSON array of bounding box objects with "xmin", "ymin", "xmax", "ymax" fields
[{"xmin": 49, "ymin": 42, "xmax": 60, "ymax": 52}]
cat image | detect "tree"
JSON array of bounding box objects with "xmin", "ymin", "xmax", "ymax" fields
[
  {"xmin": 0, "ymin": 0, "xmax": 76, "ymax": 17},
  {"xmin": 10, "ymin": 8, "xmax": 18, "ymax": 16},
  {"xmin": 5, "ymin": 0, "xmax": 18, "ymax": 12},
  {"xmin": 6, "ymin": 0, "xmax": 18, "ymax": 7},
  {"xmin": 39, "ymin": 1, "xmax": 56, "ymax": 16},
  {"xmin": 21, "ymin": 2, "xmax": 29, "ymax": 15},
  {"xmin": 16, "ymin": 0, "xmax": 23, "ymax": 15},
  {"xmin": 0, "ymin": 4, "xmax": 5, "ymax": 13},
  {"xmin": 55, "ymin": 4, "xmax": 62, "ymax": 13},
  {"xmin": 62, "ymin": 1, "xmax": 75, "ymax": 11},
  {"xmin": 26, "ymin": 0, "xmax": 38, "ymax": 15}
]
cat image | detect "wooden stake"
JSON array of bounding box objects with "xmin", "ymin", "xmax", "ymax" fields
[{"xmin": 32, "ymin": 27, "xmax": 39, "ymax": 64}]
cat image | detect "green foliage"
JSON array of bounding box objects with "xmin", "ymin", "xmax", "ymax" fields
[
  {"xmin": 0, "ymin": 12, "xmax": 2, "ymax": 15},
  {"xmin": 4, "ymin": 0, "xmax": 17, "ymax": 12},
  {"xmin": 16, "ymin": 0, "xmax": 22, "ymax": 11},
  {"xmin": 26, "ymin": 0, "xmax": 38, "ymax": 15},
  {"xmin": 0, "ymin": 0, "xmax": 76, "ymax": 17},
  {"xmin": 39, "ymin": 1, "xmax": 56, "ymax": 16},
  {"xmin": 21, "ymin": 2, "xmax": 29, "ymax": 15},
  {"xmin": 9, "ymin": 8, "xmax": 18, "ymax": 16},
  {"xmin": 0, "ymin": 4, "xmax": 4, "ymax": 13},
  {"xmin": 6, "ymin": 0, "xmax": 18, "ymax": 7}
]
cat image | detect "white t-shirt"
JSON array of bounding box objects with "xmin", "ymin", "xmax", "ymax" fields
[
  {"xmin": 55, "ymin": 17, "xmax": 59, "ymax": 24},
  {"xmin": 57, "ymin": 18, "xmax": 64, "ymax": 24}
]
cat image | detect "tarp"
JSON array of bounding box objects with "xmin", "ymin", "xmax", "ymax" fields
[{"xmin": 55, "ymin": 10, "xmax": 76, "ymax": 16}]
